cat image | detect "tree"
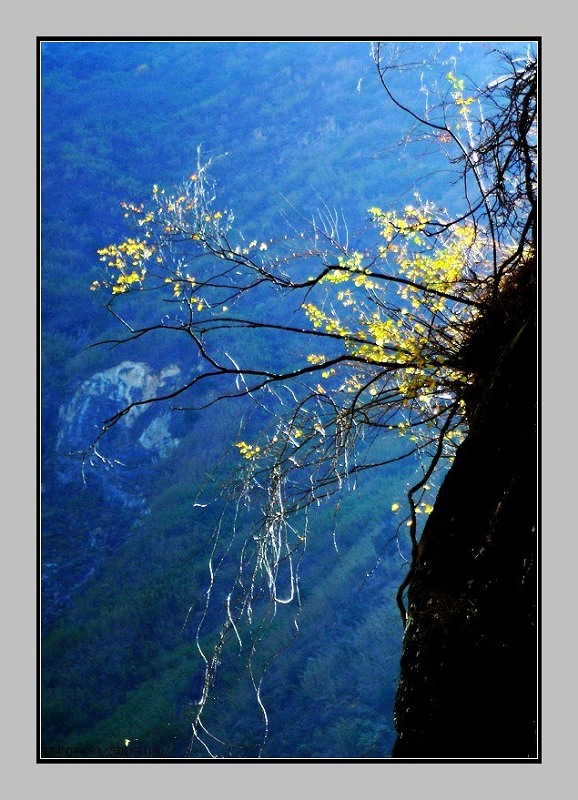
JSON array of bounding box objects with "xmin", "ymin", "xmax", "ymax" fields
[{"xmin": 88, "ymin": 41, "xmax": 537, "ymax": 757}]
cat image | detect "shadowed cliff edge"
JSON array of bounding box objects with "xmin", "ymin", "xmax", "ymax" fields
[{"xmin": 392, "ymin": 254, "xmax": 538, "ymax": 758}]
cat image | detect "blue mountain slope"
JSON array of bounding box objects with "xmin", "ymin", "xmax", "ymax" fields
[{"xmin": 40, "ymin": 39, "xmax": 530, "ymax": 759}]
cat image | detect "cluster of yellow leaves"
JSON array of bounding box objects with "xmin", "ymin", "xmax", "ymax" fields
[
  {"xmin": 398, "ymin": 225, "xmax": 475, "ymax": 296},
  {"xmin": 369, "ymin": 205, "xmax": 430, "ymax": 250},
  {"xmin": 97, "ymin": 239, "xmax": 155, "ymax": 268},
  {"xmin": 446, "ymin": 71, "xmax": 465, "ymax": 92},
  {"xmin": 235, "ymin": 441, "xmax": 262, "ymax": 460},
  {"xmin": 303, "ymin": 201, "xmax": 480, "ymax": 416},
  {"xmin": 302, "ymin": 303, "xmax": 350, "ymax": 338},
  {"xmin": 320, "ymin": 252, "xmax": 375, "ymax": 290},
  {"xmin": 113, "ymin": 271, "xmax": 143, "ymax": 293},
  {"xmin": 96, "ymin": 175, "xmax": 234, "ymax": 299},
  {"xmin": 95, "ymin": 238, "xmax": 155, "ymax": 294}
]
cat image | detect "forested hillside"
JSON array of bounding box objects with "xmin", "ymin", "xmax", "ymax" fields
[{"xmin": 40, "ymin": 39, "xmax": 538, "ymax": 760}]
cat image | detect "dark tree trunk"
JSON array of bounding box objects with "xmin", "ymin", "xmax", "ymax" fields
[{"xmin": 392, "ymin": 261, "xmax": 538, "ymax": 759}]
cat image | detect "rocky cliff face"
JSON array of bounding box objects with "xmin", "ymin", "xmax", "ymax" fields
[
  {"xmin": 57, "ymin": 360, "xmax": 183, "ymax": 467},
  {"xmin": 392, "ymin": 260, "xmax": 538, "ymax": 759},
  {"xmin": 43, "ymin": 360, "xmax": 184, "ymax": 623}
]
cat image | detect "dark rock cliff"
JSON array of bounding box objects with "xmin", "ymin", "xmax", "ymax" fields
[{"xmin": 392, "ymin": 256, "xmax": 538, "ymax": 759}]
